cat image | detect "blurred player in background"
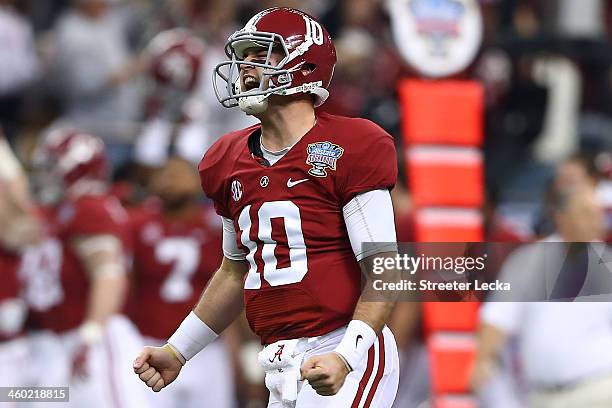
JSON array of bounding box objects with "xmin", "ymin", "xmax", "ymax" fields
[
  {"xmin": 20, "ymin": 128, "xmax": 149, "ymax": 407},
  {"xmin": 133, "ymin": 29, "xmax": 210, "ymax": 169},
  {"xmin": 128, "ymin": 156, "xmax": 235, "ymax": 408},
  {"xmin": 0, "ymin": 130, "xmax": 40, "ymax": 391},
  {"xmin": 134, "ymin": 7, "xmax": 400, "ymax": 406}
]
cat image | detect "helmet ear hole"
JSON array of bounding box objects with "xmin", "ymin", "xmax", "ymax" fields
[{"xmin": 301, "ymin": 63, "xmax": 317, "ymax": 75}]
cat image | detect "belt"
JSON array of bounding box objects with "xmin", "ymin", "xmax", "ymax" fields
[{"xmin": 265, "ymin": 325, "xmax": 347, "ymax": 353}]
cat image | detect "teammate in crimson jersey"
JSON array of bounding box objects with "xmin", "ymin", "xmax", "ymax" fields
[
  {"xmin": 135, "ymin": 8, "xmax": 400, "ymax": 406},
  {"xmin": 0, "ymin": 132, "xmax": 41, "ymax": 387},
  {"xmin": 128, "ymin": 157, "xmax": 234, "ymax": 407},
  {"xmin": 0, "ymin": 248, "xmax": 22, "ymax": 335},
  {"xmin": 22, "ymin": 128, "xmax": 149, "ymax": 407},
  {"xmin": 0, "ymin": 132, "xmax": 40, "ymax": 329},
  {"xmin": 23, "ymin": 195, "xmax": 130, "ymax": 332},
  {"xmin": 129, "ymin": 157, "xmax": 223, "ymax": 339}
]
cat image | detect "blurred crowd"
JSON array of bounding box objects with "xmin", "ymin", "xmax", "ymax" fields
[
  {"xmin": 1, "ymin": 0, "xmax": 612, "ymax": 236},
  {"xmin": 2, "ymin": 0, "xmax": 612, "ymax": 407}
]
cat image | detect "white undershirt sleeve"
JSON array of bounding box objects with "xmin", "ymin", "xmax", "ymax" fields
[
  {"xmin": 222, "ymin": 216, "xmax": 246, "ymax": 261},
  {"xmin": 343, "ymin": 189, "xmax": 398, "ymax": 261}
]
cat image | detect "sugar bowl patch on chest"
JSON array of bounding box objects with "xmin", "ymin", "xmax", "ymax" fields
[{"xmin": 305, "ymin": 141, "xmax": 344, "ymax": 178}]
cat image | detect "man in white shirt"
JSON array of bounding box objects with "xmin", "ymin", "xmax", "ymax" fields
[
  {"xmin": 473, "ymin": 178, "xmax": 612, "ymax": 407},
  {"xmin": 50, "ymin": 0, "xmax": 139, "ymax": 142}
]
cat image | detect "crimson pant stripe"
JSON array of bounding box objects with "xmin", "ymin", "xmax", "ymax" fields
[
  {"xmin": 351, "ymin": 344, "xmax": 376, "ymax": 408},
  {"xmin": 363, "ymin": 333, "xmax": 386, "ymax": 407}
]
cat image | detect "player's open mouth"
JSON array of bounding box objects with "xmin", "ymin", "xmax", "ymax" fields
[{"xmin": 244, "ymin": 76, "xmax": 260, "ymax": 90}]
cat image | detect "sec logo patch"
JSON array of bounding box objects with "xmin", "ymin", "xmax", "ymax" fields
[{"xmin": 231, "ymin": 180, "xmax": 243, "ymax": 201}]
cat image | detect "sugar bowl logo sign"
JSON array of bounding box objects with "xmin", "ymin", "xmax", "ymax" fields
[
  {"xmin": 306, "ymin": 142, "xmax": 344, "ymax": 177},
  {"xmin": 387, "ymin": 0, "xmax": 483, "ymax": 78}
]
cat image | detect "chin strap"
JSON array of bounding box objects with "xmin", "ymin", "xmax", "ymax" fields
[
  {"xmin": 238, "ymin": 94, "xmax": 270, "ymax": 115},
  {"xmin": 278, "ymin": 81, "xmax": 328, "ymax": 107}
]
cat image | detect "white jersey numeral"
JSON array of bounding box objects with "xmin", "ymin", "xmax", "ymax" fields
[
  {"xmin": 157, "ymin": 237, "xmax": 200, "ymax": 302},
  {"xmin": 19, "ymin": 239, "xmax": 64, "ymax": 311},
  {"xmin": 239, "ymin": 201, "xmax": 308, "ymax": 289}
]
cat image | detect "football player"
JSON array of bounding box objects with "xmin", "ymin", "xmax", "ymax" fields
[
  {"xmin": 0, "ymin": 132, "xmax": 40, "ymax": 389},
  {"xmin": 134, "ymin": 7, "xmax": 400, "ymax": 406},
  {"xmin": 128, "ymin": 156, "xmax": 235, "ymax": 407},
  {"xmin": 22, "ymin": 128, "xmax": 149, "ymax": 407},
  {"xmin": 134, "ymin": 29, "xmax": 209, "ymax": 167}
]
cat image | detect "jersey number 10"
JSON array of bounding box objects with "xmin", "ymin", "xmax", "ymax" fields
[{"xmin": 238, "ymin": 201, "xmax": 308, "ymax": 289}]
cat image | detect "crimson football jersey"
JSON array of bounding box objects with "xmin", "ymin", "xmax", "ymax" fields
[
  {"xmin": 22, "ymin": 195, "xmax": 130, "ymax": 333},
  {"xmin": 0, "ymin": 247, "xmax": 22, "ymax": 340},
  {"xmin": 0, "ymin": 247, "xmax": 20, "ymax": 302},
  {"xmin": 128, "ymin": 204, "xmax": 222, "ymax": 340},
  {"xmin": 199, "ymin": 112, "xmax": 397, "ymax": 344}
]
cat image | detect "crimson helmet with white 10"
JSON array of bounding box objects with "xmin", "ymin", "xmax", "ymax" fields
[
  {"xmin": 32, "ymin": 128, "xmax": 108, "ymax": 204},
  {"xmin": 213, "ymin": 7, "xmax": 337, "ymax": 115}
]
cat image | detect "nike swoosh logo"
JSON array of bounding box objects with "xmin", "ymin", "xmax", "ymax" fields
[
  {"xmin": 356, "ymin": 335, "xmax": 363, "ymax": 348},
  {"xmin": 287, "ymin": 178, "xmax": 309, "ymax": 188}
]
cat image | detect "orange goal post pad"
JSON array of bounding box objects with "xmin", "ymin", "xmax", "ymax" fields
[
  {"xmin": 433, "ymin": 395, "xmax": 478, "ymax": 408},
  {"xmin": 427, "ymin": 333, "xmax": 477, "ymax": 395},
  {"xmin": 399, "ymin": 79, "xmax": 484, "ymax": 146},
  {"xmin": 414, "ymin": 208, "xmax": 484, "ymax": 242},
  {"xmin": 423, "ymin": 302, "xmax": 480, "ymax": 334},
  {"xmin": 406, "ymin": 146, "xmax": 484, "ymax": 207}
]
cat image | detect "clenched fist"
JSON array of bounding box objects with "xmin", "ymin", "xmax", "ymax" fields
[
  {"xmin": 300, "ymin": 352, "xmax": 350, "ymax": 396},
  {"xmin": 133, "ymin": 345, "xmax": 183, "ymax": 392}
]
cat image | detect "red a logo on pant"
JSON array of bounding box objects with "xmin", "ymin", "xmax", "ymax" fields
[{"xmin": 269, "ymin": 344, "xmax": 285, "ymax": 363}]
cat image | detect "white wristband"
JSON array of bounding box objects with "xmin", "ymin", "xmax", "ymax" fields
[
  {"xmin": 167, "ymin": 311, "xmax": 218, "ymax": 362},
  {"xmin": 79, "ymin": 321, "xmax": 104, "ymax": 345},
  {"xmin": 333, "ymin": 320, "xmax": 377, "ymax": 371}
]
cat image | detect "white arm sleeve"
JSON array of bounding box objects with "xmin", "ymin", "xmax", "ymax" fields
[
  {"xmin": 343, "ymin": 189, "xmax": 398, "ymax": 261},
  {"xmin": 222, "ymin": 217, "xmax": 246, "ymax": 261}
]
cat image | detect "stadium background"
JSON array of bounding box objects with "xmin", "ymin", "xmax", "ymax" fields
[{"xmin": 1, "ymin": 0, "xmax": 612, "ymax": 407}]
